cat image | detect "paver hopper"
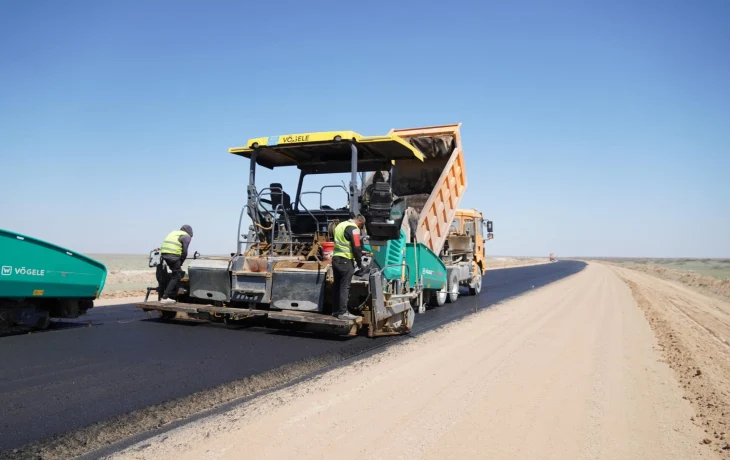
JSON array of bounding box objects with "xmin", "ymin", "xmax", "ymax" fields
[{"xmin": 0, "ymin": 228, "xmax": 107, "ymax": 332}]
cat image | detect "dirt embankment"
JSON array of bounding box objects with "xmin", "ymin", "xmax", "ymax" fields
[
  {"xmin": 610, "ymin": 265, "xmax": 730, "ymax": 457},
  {"xmin": 100, "ymin": 288, "xmax": 152, "ymax": 300},
  {"xmin": 484, "ymin": 256, "xmax": 550, "ymax": 270},
  {"xmin": 108, "ymin": 264, "xmax": 714, "ymax": 460},
  {"xmin": 99, "ymin": 270, "xmax": 155, "ymax": 299},
  {"xmin": 613, "ymin": 264, "xmax": 730, "ymax": 303}
]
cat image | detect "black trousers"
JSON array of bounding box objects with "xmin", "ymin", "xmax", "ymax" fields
[
  {"xmin": 162, "ymin": 254, "xmax": 184, "ymax": 299},
  {"xmin": 331, "ymin": 256, "xmax": 355, "ymax": 316}
]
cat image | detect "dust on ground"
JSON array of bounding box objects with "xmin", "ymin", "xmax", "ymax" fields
[
  {"xmin": 610, "ymin": 264, "xmax": 730, "ymax": 458},
  {"xmin": 108, "ymin": 264, "xmax": 715, "ymax": 460}
]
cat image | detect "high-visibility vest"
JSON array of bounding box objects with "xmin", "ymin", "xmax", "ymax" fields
[
  {"xmin": 333, "ymin": 221, "xmax": 357, "ymax": 260},
  {"xmin": 160, "ymin": 230, "xmax": 187, "ymax": 255}
]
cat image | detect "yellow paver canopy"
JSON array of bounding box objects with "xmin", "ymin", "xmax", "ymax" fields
[{"xmin": 229, "ymin": 130, "xmax": 424, "ymax": 171}]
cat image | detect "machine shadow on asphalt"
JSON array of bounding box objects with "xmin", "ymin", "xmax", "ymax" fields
[
  {"xmin": 48, "ymin": 321, "xmax": 94, "ymax": 331},
  {"xmin": 262, "ymin": 328, "xmax": 360, "ymax": 342},
  {"xmin": 140, "ymin": 317, "xmax": 207, "ymax": 328},
  {"xmin": 141, "ymin": 317, "xmax": 261, "ymax": 331},
  {"xmin": 141, "ymin": 316, "xmax": 358, "ymax": 341},
  {"xmin": 1, "ymin": 320, "xmax": 93, "ymax": 338}
]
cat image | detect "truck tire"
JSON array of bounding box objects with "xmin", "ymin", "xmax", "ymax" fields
[
  {"xmin": 446, "ymin": 271, "xmax": 459, "ymax": 303},
  {"xmin": 35, "ymin": 311, "xmax": 51, "ymax": 330},
  {"xmin": 469, "ymin": 274, "xmax": 482, "ymax": 296},
  {"xmin": 428, "ymin": 289, "xmax": 446, "ymax": 307}
]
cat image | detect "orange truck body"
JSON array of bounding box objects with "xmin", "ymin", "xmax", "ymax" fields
[
  {"xmin": 387, "ymin": 124, "xmax": 494, "ymax": 304},
  {"xmin": 450, "ymin": 209, "xmax": 489, "ymax": 275},
  {"xmin": 388, "ymin": 124, "xmax": 467, "ymax": 256}
]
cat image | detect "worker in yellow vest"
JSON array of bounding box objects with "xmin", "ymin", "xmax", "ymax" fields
[
  {"xmin": 159, "ymin": 225, "xmax": 194, "ymax": 304},
  {"xmin": 331, "ymin": 215, "xmax": 366, "ymax": 320}
]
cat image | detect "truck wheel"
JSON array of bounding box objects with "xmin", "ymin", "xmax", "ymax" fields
[
  {"xmin": 446, "ymin": 272, "xmax": 459, "ymax": 303},
  {"xmin": 428, "ymin": 290, "xmax": 446, "ymax": 307},
  {"xmin": 36, "ymin": 313, "xmax": 51, "ymax": 330},
  {"xmin": 469, "ymin": 274, "xmax": 482, "ymax": 296}
]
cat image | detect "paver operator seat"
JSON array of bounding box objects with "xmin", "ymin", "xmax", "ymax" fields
[
  {"xmin": 362, "ymin": 180, "xmax": 406, "ymax": 245},
  {"xmin": 269, "ymin": 182, "xmax": 292, "ymax": 211}
]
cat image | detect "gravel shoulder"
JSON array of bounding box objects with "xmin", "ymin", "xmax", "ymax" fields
[
  {"xmin": 109, "ymin": 263, "xmax": 715, "ymax": 460},
  {"xmin": 610, "ymin": 264, "xmax": 730, "ymax": 457}
]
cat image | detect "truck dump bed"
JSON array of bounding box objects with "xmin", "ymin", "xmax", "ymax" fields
[{"xmin": 389, "ymin": 124, "xmax": 467, "ymax": 256}]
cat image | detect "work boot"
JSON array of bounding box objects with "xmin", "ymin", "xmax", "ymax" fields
[
  {"xmin": 335, "ymin": 312, "xmax": 358, "ymax": 321},
  {"xmin": 159, "ymin": 297, "xmax": 176, "ymax": 304}
]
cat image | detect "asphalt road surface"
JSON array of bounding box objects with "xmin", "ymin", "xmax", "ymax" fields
[{"xmin": 0, "ymin": 261, "xmax": 585, "ymax": 453}]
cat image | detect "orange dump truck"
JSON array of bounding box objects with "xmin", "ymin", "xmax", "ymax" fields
[
  {"xmin": 433, "ymin": 209, "xmax": 494, "ymax": 305},
  {"xmin": 368, "ymin": 124, "xmax": 493, "ymax": 307}
]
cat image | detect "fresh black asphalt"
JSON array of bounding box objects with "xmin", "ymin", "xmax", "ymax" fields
[{"xmin": 0, "ymin": 260, "xmax": 585, "ymax": 453}]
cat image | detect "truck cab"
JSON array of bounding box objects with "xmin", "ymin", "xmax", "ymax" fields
[{"xmin": 448, "ymin": 210, "xmax": 494, "ymax": 276}]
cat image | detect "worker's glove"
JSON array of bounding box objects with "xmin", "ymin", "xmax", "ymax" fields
[{"xmin": 354, "ymin": 267, "xmax": 367, "ymax": 277}]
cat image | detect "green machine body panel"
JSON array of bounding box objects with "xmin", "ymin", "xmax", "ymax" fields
[
  {"xmin": 405, "ymin": 243, "xmax": 447, "ymax": 290},
  {"xmin": 365, "ymin": 230, "xmax": 408, "ymax": 281},
  {"xmin": 365, "ymin": 230, "xmax": 446, "ymax": 290},
  {"xmin": 0, "ymin": 228, "xmax": 107, "ymax": 299}
]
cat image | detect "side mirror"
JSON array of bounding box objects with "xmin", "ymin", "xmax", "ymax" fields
[
  {"xmin": 486, "ymin": 220, "xmax": 493, "ymax": 233},
  {"xmin": 193, "ymin": 251, "xmax": 201, "ymax": 260}
]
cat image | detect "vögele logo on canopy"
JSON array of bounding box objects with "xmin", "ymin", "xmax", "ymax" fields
[{"xmin": 1, "ymin": 266, "xmax": 12, "ymax": 276}]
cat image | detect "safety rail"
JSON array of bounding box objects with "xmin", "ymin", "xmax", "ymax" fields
[
  {"xmin": 236, "ymin": 204, "xmax": 251, "ymax": 255},
  {"xmin": 298, "ymin": 184, "xmax": 349, "ymax": 232},
  {"xmin": 293, "ymin": 193, "xmax": 321, "ymax": 232},
  {"xmin": 258, "ymin": 187, "xmax": 295, "ymax": 257},
  {"xmin": 269, "ymin": 203, "xmax": 293, "ymax": 257},
  {"xmin": 238, "ymin": 187, "xmax": 298, "ymax": 257},
  {"xmin": 241, "ymin": 184, "xmax": 349, "ymax": 258},
  {"xmin": 318, "ymin": 185, "xmax": 349, "ymax": 210}
]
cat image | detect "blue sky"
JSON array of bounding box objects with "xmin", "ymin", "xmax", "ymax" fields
[{"xmin": 1, "ymin": 0, "xmax": 728, "ymax": 257}]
